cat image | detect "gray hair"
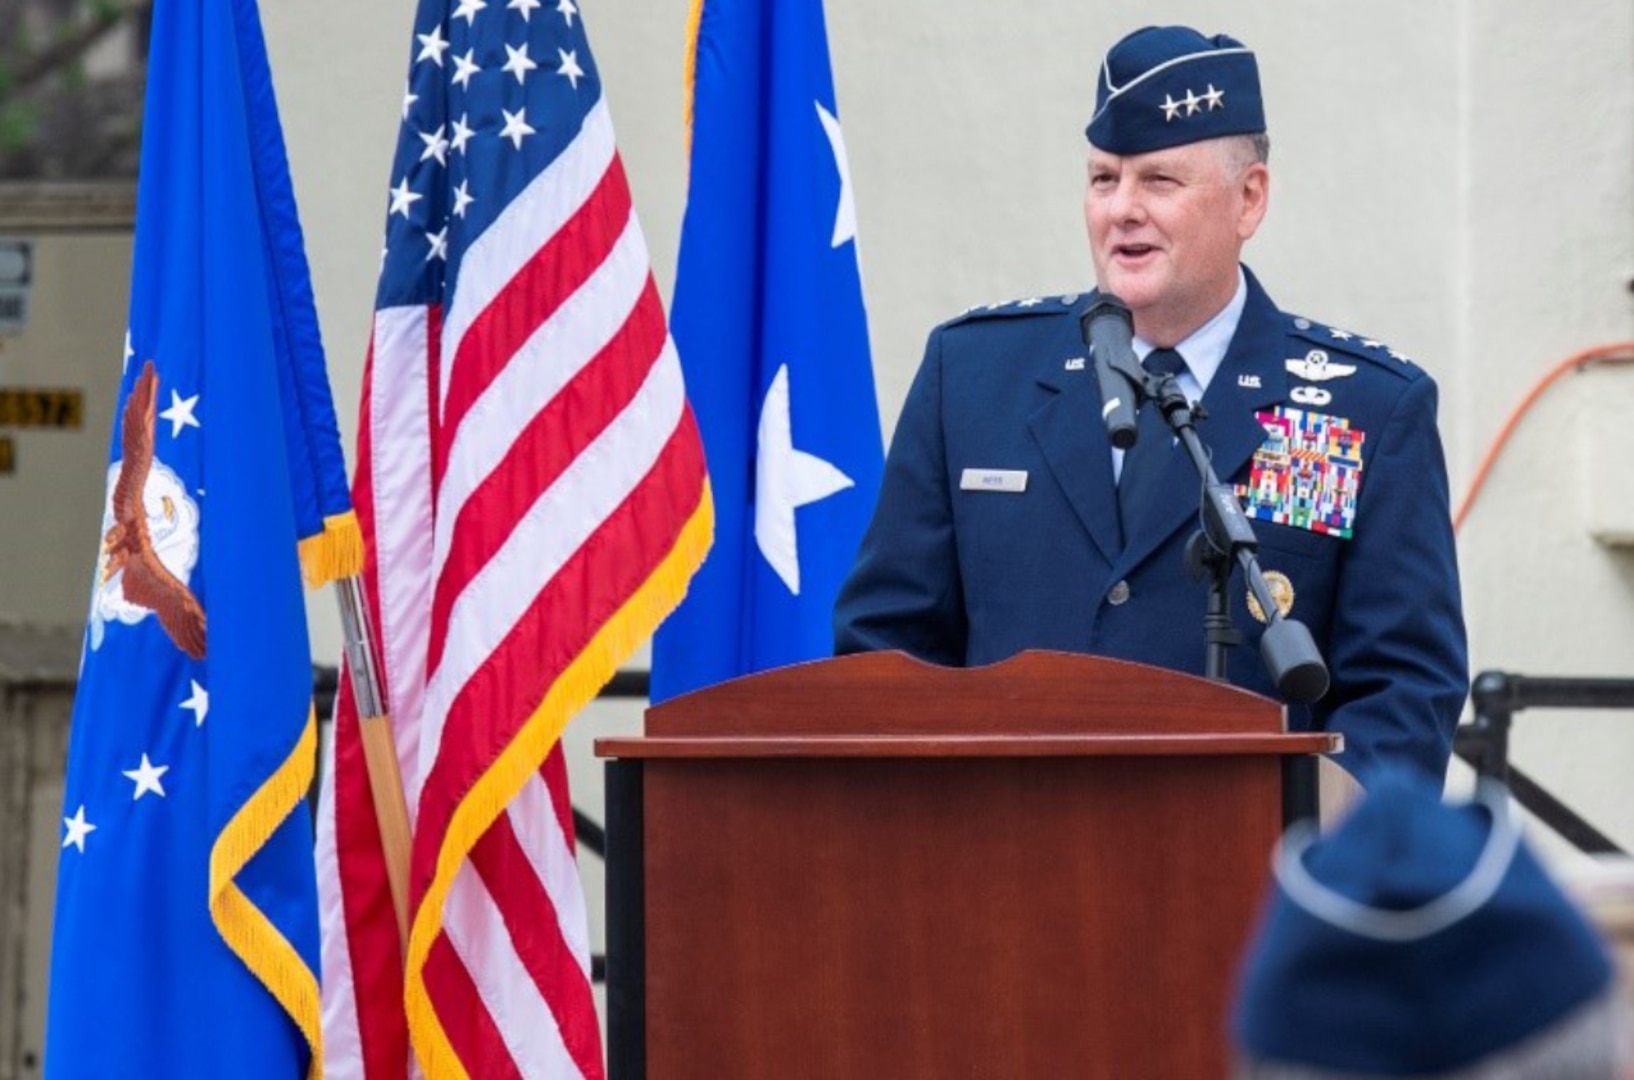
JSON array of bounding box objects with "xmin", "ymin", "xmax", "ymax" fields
[
  {"xmin": 1217, "ymin": 132, "xmax": 1271, "ymax": 176},
  {"xmin": 1234, "ymin": 985, "xmax": 1634, "ymax": 1080}
]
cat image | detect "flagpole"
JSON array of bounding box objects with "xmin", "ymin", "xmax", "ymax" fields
[{"xmin": 335, "ymin": 577, "xmax": 412, "ymax": 953}]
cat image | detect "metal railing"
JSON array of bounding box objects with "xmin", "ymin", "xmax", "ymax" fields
[{"xmin": 1454, "ymin": 670, "xmax": 1632, "ymax": 855}]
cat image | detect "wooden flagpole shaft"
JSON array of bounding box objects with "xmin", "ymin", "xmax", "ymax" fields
[{"xmin": 336, "ymin": 576, "xmax": 413, "ymax": 954}]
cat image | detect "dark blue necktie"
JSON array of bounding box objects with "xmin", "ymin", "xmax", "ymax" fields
[{"xmin": 1117, "ymin": 347, "xmax": 1189, "ymax": 537}]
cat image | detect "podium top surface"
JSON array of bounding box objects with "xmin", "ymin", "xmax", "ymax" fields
[{"xmin": 595, "ymin": 652, "xmax": 1347, "ymax": 760}]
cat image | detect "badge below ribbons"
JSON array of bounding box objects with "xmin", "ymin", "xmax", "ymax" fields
[{"xmin": 1237, "ymin": 406, "xmax": 1365, "ymax": 539}]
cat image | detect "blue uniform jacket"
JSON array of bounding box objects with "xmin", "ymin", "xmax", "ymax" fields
[{"xmin": 835, "ymin": 268, "xmax": 1468, "ymax": 782}]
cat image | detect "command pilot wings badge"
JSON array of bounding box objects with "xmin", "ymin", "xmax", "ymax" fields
[
  {"xmin": 91, "ymin": 361, "xmax": 206, "ymax": 658},
  {"xmin": 1285, "ymin": 349, "xmax": 1356, "ymax": 382}
]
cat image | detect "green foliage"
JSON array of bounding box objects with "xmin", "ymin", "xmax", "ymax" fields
[
  {"xmin": 0, "ymin": 0, "xmax": 145, "ymax": 178},
  {"xmin": 0, "ymin": 102, "xmax": 37, "ymax": 152}
]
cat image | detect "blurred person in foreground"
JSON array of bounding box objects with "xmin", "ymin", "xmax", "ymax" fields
[{"xmin": 1233, "ymin": 772, "xmax": 1634, "ymax": 1079}]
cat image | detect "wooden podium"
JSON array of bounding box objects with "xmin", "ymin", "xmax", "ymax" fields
[{"xmin": 595, "ymin": 650, "xmax": 1338, "ymax": 1078}]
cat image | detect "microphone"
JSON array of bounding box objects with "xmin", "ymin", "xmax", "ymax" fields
[{"xmin": 1080, "ymin": 294, "xmax": 1140, "ymax": 449}]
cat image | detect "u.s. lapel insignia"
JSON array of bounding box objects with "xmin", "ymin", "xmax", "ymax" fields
[
  {"xmin": 1237, "ymin": 373, "xmax": 1262, "ymax": 389},
  {"xmin": 1064, "ymin": 356, "xmax": 1086, "ymax": 371},
  {"xmin": 1285, "ymin": 349, "xmax": 1357, "ymax": 382},
  {"xmin": 1235, "ymin": 407, "xmax": 1365, "ymax": 539},
  {"xmin": 1246, "ymin": 570, "xmax": 1295, "ymax": 624}
]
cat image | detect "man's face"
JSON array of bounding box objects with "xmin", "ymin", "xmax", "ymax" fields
[{"xmin": 1084, "ymin": 139, "xmax": 1268, "ymax": 342}]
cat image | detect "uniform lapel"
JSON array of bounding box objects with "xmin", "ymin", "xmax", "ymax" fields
[
  {"xmin": 1028, "ymin": 295, "xmax": 1123, "ymax": 564},
  {"xmin": 1116, "ymin": 271, "xmax": 1289, "ymax": 574}
]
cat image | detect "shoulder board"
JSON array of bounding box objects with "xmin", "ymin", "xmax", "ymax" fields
[
  {"xmin": 943, "ymin": 292, "xmax": 1082, "ymax": 328},
  {"xmin": 1286, "ymin": 315, "xmax": 1424, "ymax": 380}
]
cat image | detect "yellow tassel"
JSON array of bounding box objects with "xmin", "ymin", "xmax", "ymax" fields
[
  {"xmin": 210, "ymin": 709, "xmax": 325, "ymax": 1079},
  {"xmin": 405, "ymin": 483, "xmax": 714, "ymax": 1079},
  {"xmin": 298, "ymin": 510, "xmax": 366, "ymax": 589}
]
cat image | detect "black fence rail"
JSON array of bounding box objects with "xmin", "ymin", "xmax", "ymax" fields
[{"xmin": 1454, "ymin": 670, "xmax": 1632, "ymax": 855}]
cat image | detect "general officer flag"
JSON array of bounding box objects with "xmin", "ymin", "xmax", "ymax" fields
[
  {"xmin": 45, "ymin": 0, "xmax": 355, "ymax": 1075},
  {"xmin": 651, "ymin": 0, "xmax": 884, "ymax": 702}
]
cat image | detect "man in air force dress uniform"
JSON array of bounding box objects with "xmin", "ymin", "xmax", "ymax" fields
[{"xmin": 834, "ymin": 26, "xmax": 1468, "ymax": 785}]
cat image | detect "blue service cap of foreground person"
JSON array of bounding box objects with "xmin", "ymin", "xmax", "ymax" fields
[
  {"xmin": 1085, "ymin": 26, "xmax": 1265, "ymax": 154},
  {"xmin": 1232, "ymin": 772, "xmax": 1620, "ymax": 1076}
]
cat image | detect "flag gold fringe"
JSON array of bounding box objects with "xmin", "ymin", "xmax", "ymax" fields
[
  {"xmin": 404, "ymin": 481, "xmax": 714, "ymax": 1079},
  {"xmin": 299, "ymin": 510, "xmax": 365, "ymax": 589},
  {"xmin": 209, "ymin": 709, "xmax": 324, "ymax": 1080},
  {"xmin": 683, "ymin": 0, "xmax": 704, "ymax": 159}
]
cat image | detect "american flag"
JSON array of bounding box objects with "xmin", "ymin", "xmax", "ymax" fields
[{"xmin": 316, "ymin": 0, "xmax": 712, "ymax": 1075}]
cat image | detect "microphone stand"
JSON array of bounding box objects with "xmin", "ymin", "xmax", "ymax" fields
[
  {"xmin": 1135, "ymin": 365, "xmax": 1331, "ymax": 825},
  {"xmin": 1106, "ymin": 353, "xmax": 1330, "ymax": 705}
]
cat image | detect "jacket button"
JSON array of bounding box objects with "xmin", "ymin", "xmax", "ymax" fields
[{"xmin": 1107, "ymin": 580, "xmax": 1131, "ymax": 605}]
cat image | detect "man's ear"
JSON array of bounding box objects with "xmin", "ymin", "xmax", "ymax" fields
[{"xmin": 1239, "ymin": 163, "xmax": 1270, "ymax": 240}]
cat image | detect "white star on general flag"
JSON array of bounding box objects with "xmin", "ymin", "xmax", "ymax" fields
[
  {"xmin": 453, "ymin": 0, "xmax": 487, "ymax": 25},
  {"xmin": 452, "ymin": 180, "xmax": 475, "ymax": 219},
  {"xmin": 451, "ymin": 114, "xmax": 476, "ymax": 155},
  {"xmin": 122, "ymin": 330, "xmax": 133, "ymax": 374},
  {"xmin": 502, "ymin": 43, "xmax": 538, "ymax": 84},
  {"xmin": 508, "ymin": 0, "xmax": 542, "ymax": 20},
  {"xmin": 159, "ymin": 389, "xmax": 200, "ymax": 438},
  {"xmin": 499, "ymin": 107, "xmax": 535, "ymax": 150},
  {"xmin": 419, "ymin": 124, "xmax": 450, "ymax": 166},
  {"xmin": 558, "ymin": 48, "xmax": 586, "ymax": 89},
  {"xmin": 62, "ymin": 805, "xmax": 95, "ymax": 853},
  {"xmin": 401, "ymin": 85, "xmax": 418, "ymax": 119},
  {"xmin": 389, "ymin": 177, "xmax": 422, "ymax": 218},
  {"xmin": 452, "ymin": 50, "xmax": 481, "ymax": 90},
  {"xmin": 557, "ymin": 0, "xmax": 578, "ymax": 27},
  {"xmin": 426, "ymin": 225, "xmax": 450, "ymax": 262},
  {"xmin": 416, "ymin": 25, "xmax": 450, "ymax": 67},
  {"xmin": 754, "ymin": 363, "xmax": 854, "ymax": 595},
  {"xmin": 122, "ymin": 754, "xmax": 169, "ymax": 800},
  {"xmin": 815, "ymin": 101, "xmax": 856, "ymax": 249},
  {"xmin": 180, "ymin": 679, "xmax": 209, "ymax": 727}
]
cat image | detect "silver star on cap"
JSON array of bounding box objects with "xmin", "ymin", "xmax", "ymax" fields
[
  {"xmin": 1203, "ymin": 84, "xmax": 1225, "ymax": 110},
  {"xmin": 1161, "ymin": 94, "xmax": 1183, "ymax": 122}
]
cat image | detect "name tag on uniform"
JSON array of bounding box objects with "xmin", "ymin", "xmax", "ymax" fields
[{"xmin": 960, "ymin": 468, "xmax": 1028, "ymax": 493}]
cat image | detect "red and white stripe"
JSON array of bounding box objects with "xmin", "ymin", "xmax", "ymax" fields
[{"xmin": 318, "ymin": 95, "xmax": 709, "ymax": 1079}]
